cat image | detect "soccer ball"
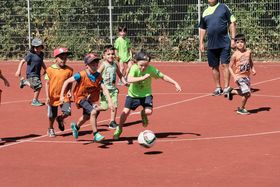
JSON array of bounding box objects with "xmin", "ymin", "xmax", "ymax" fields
[{"xmin": 137, "ymin": 130, "xmax": 157, "ymax": 148}]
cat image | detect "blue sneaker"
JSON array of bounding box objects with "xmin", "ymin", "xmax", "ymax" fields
[
  {"xmin": 31, "ymin": 99, "xmax": 44, "ymax": 106},
  {"xmin": 71, "ymin": 122, "xmax": 79, "ymax": 139},
  {"xmin": 93, "ymin": 132, "xmax": 105, "ymax": 142}
]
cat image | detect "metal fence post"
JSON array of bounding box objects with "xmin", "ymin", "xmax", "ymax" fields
[
  {"xmin": 108, "ymin": 0, "xmax": 113, "ymax": 45},
  {"xmin": 197, "ymin": 0, "xmax": 201, "ymax": 62},
  {"xmin": 27, "ymin": 0, "xmax": 31, "ymax": 49}
]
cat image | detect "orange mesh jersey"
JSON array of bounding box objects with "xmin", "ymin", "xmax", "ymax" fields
[
  {"xmin": 73, "ymin": 70, "xmax": 102, "ymax": 106},
  {"xmin": 231, "ymin": 49, "xmax": 252, "ymax": 79},
  {"xmin": 46, "ymin": 65, "xmax": 73, "ymax": 106}
]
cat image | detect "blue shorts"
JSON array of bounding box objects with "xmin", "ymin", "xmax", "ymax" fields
[
  {"xmin": 207, "ymin": 47, "xmax": 231, "ymax": 68},
  {"xmin": 124, "ymin": 95, "xmax": 153, "ymax": 111},
  {"xmin": 79, "ymin": 99, "xmax": 98, "ymax": 116},
  {"xmin": 48, "ymin": 102, "xmax": 71, "ymax": 119}
]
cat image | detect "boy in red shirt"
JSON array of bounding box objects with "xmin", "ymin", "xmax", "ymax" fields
[{"xmin": 45, "ymin": 48, "xmax": 73, "ymax": 137}]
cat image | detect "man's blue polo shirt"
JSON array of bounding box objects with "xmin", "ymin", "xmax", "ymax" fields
[{"xmin": 199, "ymin": 3, "xmax": 236, "ymax": 49}]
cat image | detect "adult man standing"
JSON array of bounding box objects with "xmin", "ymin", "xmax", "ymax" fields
[{"xmin": 199, "ymin": 0, "xmax": 236, "ymax": 96}]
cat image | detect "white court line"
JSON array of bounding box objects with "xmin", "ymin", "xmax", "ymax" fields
[
  {"xmin": 0, "ymin": 77, "xmax": 279, "ymax": 149},
  {"xmin": 14, "ymin": 130, "xmax": 280, "ymax": 145}
]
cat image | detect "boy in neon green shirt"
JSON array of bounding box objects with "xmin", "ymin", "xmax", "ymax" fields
[{"xmin": 113, "ymin": 51, "xmax": 182, "ymax": 140}]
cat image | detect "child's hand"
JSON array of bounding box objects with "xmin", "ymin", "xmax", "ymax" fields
[
  {"xmin": 59, "ymin": 96, "xmax": 64, "ymax": 104},
  {"xmin": 142, "ymin": 74, "xmax": 150, "ymax": 80},
  {"xmin": 252, "ymin": 69, "xmax": 256, "ymax": 76},
  {"xmin": 15, "ymin": 71, "xmax": 21, "ymax": 77},
  {"xmin": 46, "ymin": 97, "xmax": 50, "ymax": 104},
  {"xmin": 175, "ymin": 83, "xmax": 182, "ymax": 92}
]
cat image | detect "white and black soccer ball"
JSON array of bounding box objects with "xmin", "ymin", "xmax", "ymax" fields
[{"xmin": 137, "ymin": 130, "xmax": 156, "ymax": 148}]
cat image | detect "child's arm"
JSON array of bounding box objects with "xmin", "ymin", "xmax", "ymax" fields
[
  {"xmin": 15, "ymin": 59, "xmax": 26, "ymax": 78},
  {"xmin": 116, "ymin": 64, "xmax": 128, "ymax": 84},
  {"xmin": 0, "ymin": 71, "xmax": 10, "ymax": 87},
  {"xmin": 60, "ymin": 76, "xmax": 76, "ymax": 103},
  {"xmin": 229, "ymin": 54, "xmax": 238, "ymax": 82},
  {"xmin": 249, "ymin": 52, "xmax": 256, "ymax": 76},
  {"xmin": 127, "ymin": 74, "xmax": 150, "ymax": 83},
  {"xmin": 42, "ymin": 61, "xmax": 47, "ymax": 75},
  {"xmin": 97, "ymin": 61, "xmax": 105, "ymax": 73},
  {"xmin": 45, "ymin": 79, "xmax": 50, "ymax": 104},
  {"xmin": 101, "ymin": 83, "xmax": 114, "ymax": 111},
  {"xmin": 162, "ymin": 74, "xmax": 182, "ymax": 92}
]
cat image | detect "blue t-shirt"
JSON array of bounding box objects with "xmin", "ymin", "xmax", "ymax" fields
[
  {"xmin": 199, "ymin": 3, "xmax": 236, "ymax": 49},
  {"xmin": 24, "ymin": 51, "xmax": 44, "ymax": 78}
]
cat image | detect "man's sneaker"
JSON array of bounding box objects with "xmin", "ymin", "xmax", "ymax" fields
[
  {"xmin": 56, "ymin": 116, "xmax": 65, "ymax": 131},
  {"xmin": 19, "ymin": 79, "xmax": 26, "ymax": 89},
  {"xmin": 113, "ymin": 126, "xmax": 122, "ymax": 140},
  {"xmin": 48, "ymin": 128, "xmax": 56, "ymax": 137},
  {"xmin": 212, "ymin": 87, "xmax": 223, "ymax": 96},
  {"xmin": 109, "ymin": 121, "xmax": 118, "ymax": 129},
  {"xmin": 237, "ymin": 107, "xmax": 250, "ymax": 115},
  {"xmin": 93, "ymin": 132, "xmax": 105, "ymax": 142},
  {"xmin": 141, "ymin": 110, "xmax": 149, "ymax": 127},
  {"xmin": 224, "ymin": 87, "xmax": 233, "ymax": 100},
  {"xmin": 31, "ymin": 99, "xmax": 44, "ymax": 106},
  {"xmin": 71, "ymin": 122, "xmax": 79, "ymax": 139}
]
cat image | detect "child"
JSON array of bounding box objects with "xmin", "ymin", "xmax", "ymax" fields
[
  {"xmin": 60, "ymin": 53, "xmax": 114, "ymax": 142},
  {"xmin": 113, "ymin": 51, "xmax": 182, "ymax": 140},
  {"xmin": 0, "ymin": 69, "xmax": 10, "ymax": 104},
  {"xmin": 45, "ymin": 47, "xmax": 73, "ymax": 137},
  {"xmin": 97, "ymin": 45, "xmax": 128, "ymax": 129},
  {"xmin": 226, "ymin": 34, "xmax": 256, "ymax": 115},
  {"xmin": 114, "ymin": 25, "xmax": 134, "ymax": 85},
  {"xmin": 15, "ymin": 38, "xmax": 47, "ymax": 106}
]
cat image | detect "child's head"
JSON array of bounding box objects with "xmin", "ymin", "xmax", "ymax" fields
[
  {"xmin": 103, "ymin": 45, "xmax": 116, "ymax": 63},
  {"xmin": 84, "ymin": 53, "xmax": 101, "ymax": 73},
  {"xmin": 134, "ymin": 51, "xmax": 151, "ymax": 72},
  {"xmin": 234, "ymin": 34, "xmax": 246, "ymax": 51},
  {"xmin": 118, "ymin": 25, "xmax": 127, "ymax": 37},
  {"xmin": 31, "ymin": 38, "xmax": 44, "ymax": 53},
  {"xmin": 53, "ymin": 47, "xmax": 72, "ymax": 67}
]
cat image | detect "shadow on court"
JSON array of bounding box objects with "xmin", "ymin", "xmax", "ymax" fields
[
  {"xmin": 249, "ymin": 107, "xmax": 271, "ymax": 114},
  {"xmin": 0, "ymin": 134, "xmax": 40, "ymax": 146}
]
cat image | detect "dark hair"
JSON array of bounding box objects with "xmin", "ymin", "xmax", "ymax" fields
[
  {"xmin": 118, "ymin": 25, "xmax": 127, "ymax": 32},
  {"xmin": 103, "ymin": 44, "xmax": 115, "ymax": 53},
  {"xmin": 234, "ymin": 34, "xmax": 246, "ymax": 42}
]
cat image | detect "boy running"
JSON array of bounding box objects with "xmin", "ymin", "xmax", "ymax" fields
[
  {"xmin": 45, "ymin": 48, "xmax": 73, "ymax": 137},
  {"xmin": 113, "ymin": 51, "xmax": 182, "ymax": 140},
  {"xmin": 226, "ymin": 34, "xmax": 256, "ymax": 115},
  {"xmin": 60, "ymin": 53, "xmax": 114, "ymax": 142}
]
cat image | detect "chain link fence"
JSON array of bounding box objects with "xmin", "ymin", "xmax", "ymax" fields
[{"xmin": 0, "ymin": 0, "xmax": 279, "ymax": 61}]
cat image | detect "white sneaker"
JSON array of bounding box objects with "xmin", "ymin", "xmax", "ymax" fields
[{"xmin": 48, "ymin": 128, "xmax": 56, "ymax": 137}]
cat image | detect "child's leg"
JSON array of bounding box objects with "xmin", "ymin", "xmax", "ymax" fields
[
  {"xmin": 240, "ymin": 93, "xmax": 250, "ymax": 109},
  {"xmin": 125, "ymin": 60, "xmax": 134, "ymax": 77},
  {"xmin": 89, "ymin": 109, "xmax": 99, "ymax": 133},
  {"xmin": 119, "ymin": 108, "xmax": 131, "ymax": 129},
  {"xmin": 33, "ymin": 89, "xmax": 40, "ymax": 100},
  {"xmin": 119, "ymin": 62, "xmax": 125, "ymax": 76},
  {"xmin": 76, "ymin": 115, "xmax": 90, "ymax": 129},
  {"xmin": 111, "ymin": 107, "xmax": 117, "ymax": 122},
  {"xmin": 47, "ymin": 105, "xmax": 58, "ymax": 137}
]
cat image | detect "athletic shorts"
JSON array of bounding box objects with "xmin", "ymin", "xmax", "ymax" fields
[
  {"xmin": 237, "ymin": 77, "xmax": 251, "ymax": 94},
  {"xmin": 48, "ymin": 102, "xmax": 71, "ymax": 119},
  {"xmin": 124, "ymin": 95, "xmax": 153, "ymax": 111},
  {"xmin": 79, "ymin": 99, "xmax": 98, "ymax": 116},
  {"xmin": 100, "ymin": 88, "xmax": 119, "ymax": 110},
  {"xmin": 27, "ymin": 76, "xmax": 42, "ymax": 91},
  {"xmin": 207, "ymin": 47, "xmax": 231, "ymax": 68}
]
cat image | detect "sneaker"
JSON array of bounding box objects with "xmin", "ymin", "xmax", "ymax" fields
[
  {"xmin": 224, "ymin": 87, "xmax": 233, "ymax": 100},
  {"xmin": 93, "ymin": 132, "xmax": 105, "ymax": 142},
  {"xmin": 31, "ymin": 99, "xmax": 44, "ymax": 106},
  {"xmin": 71, "ymin": 122, "xmax": 79, "ymax": 139},
  {"xmin": 141, "ymin": 110, "xmax": 149, "ymax": 127},
  {"xmin": 113, "ymin": 126, "xmax": 122, "ymax": 140},
  {"xmin": 237, "ymin": 107, "xmax": 250, "ymax": 115},
  {"xmin": 212, "ymin": 87, "xmax": 223, "ymax": 96},
  {"xmin": 48, "ymin": 128, "xmax": 56, "ymax": 137},
  {"xmin": 19, "ymin": 79, "xmax": 26, "ymax": 89},
  {"xmin": 56, "ymin": 116, "xmax": 65, "ymax": 131},
  {"xmin": 108, "ymin": 121, "xmax": 118, "ymax": 129}
]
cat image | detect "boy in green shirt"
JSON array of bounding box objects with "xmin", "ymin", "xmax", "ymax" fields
[
  {"xmin": 113, "ymin": 51, "xmax": 182, "ymax": 140},
  {"xmin": 114, "ymin": 25, "xmax": 133, "ymax": 85}
]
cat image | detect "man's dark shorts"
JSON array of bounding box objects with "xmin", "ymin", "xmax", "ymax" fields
[
  {"xmin": 48, "ymin": 102, "xmax": 71, "ymax": 119},
  {"xmin": 124, "ymin": 95, "xmax": 153, "ymax": 111},
  {"xmin": 207, "ymin": 47, "xmax": 231, "ymax": 68}
]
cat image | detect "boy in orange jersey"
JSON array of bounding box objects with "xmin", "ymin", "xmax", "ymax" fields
[
  {"xmin": 0, "ymin": 69, "xmax": 10, "ymax": 104},
  {"xmin": 60, "ymin": 53, "xmax": 114, "ymax": 142},
  {"xmin": 226, "ymin": 34, "xmax": 256, "ymax": 115},
  {"xmin": 45, "ymin": 48, "xmax": 73, "ymax": 137}
]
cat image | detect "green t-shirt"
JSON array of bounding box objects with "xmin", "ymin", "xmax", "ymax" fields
[
  {"xmin": 114, "ymin": 36, "xmax": 131, "ymax": 63},
  {"xmin": 128, "ymin": 64, "xmax": 164, "ymax": 97}
]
